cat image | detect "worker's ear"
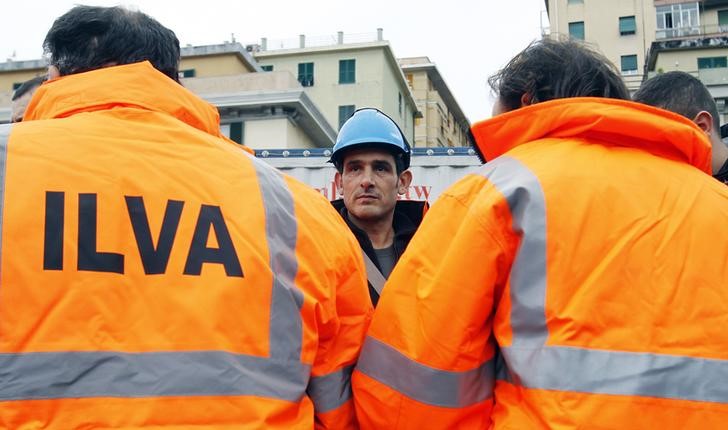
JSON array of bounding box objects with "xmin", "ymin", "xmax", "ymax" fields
[
  {"xmin": 397, "ymin": 170, "xmax": 412, "ymax": 195},
  {"xmin": 692, "ymin": 110, "xmax": 716, "ymax": 135},
  {"xmin": 334, "ymin": 171, "xmax": 343, "ymax": 196}
]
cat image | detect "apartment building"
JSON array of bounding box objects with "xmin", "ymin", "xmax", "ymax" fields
[
  {"xmin": 545, "ymin": 0, "xmax": 656, "ymax": 91},
  {"xmin": 253, "ymin": 30, "xmax": 420, "ymax": 145},
  {"xmin": 0, "ymin": 43, "xmax": 336, "ymax": 148},
  {"xmin": 399, "ymin": 57, "xmax": 470, "ymax": 148},
  {"xmin": 545, "ymin": 0, "xmax": 728, "ymax": 121}
]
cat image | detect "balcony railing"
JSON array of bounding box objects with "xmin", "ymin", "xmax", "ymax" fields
[{"xmin": 656, "ymin": 23, "xmax": 728, "ymax": 40}]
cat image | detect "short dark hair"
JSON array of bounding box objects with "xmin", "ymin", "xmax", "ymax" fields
[
  {"xmin": 43, "ymin": 6, "xmax": 180, "ymax": 81},
  {"xmin": 633, "ymin": 71, "xmax": 720, "ymax": 131},
  {"xmin": 12, "ymin": 76, "xmax": 46, "ymax": 101},
  {"xmin": 488, "ymin": 37, "xmax": 630, "ymax": 111}
]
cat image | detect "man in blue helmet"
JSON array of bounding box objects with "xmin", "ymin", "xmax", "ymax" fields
[{"xmin": 330, "ymin": 108, "xmax": 427, "ymax": 306}]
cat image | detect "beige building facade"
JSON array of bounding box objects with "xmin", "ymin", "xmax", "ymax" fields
[
  {"xmin": 253, "ymin": 33, "xmax": 420, "ymax": 145},
  {"xmin": 0, "ymin": 43, "xmax": 336, "ymax": 148},
  {"xmin": 546, "ymin": 0, "xmax": 728, "ymax": 122},
  {"xmin": 546, "ymin": 0, "xmax": 657, "ymax": 91},
  {"xmin": 399, "ymin": 57, "xmax": 470, "ymax": 148}
]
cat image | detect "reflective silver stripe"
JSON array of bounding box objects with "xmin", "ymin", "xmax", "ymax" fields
[
  {"xmin": 483, "ymin": 156, "xmax": 728, "ymax": 403},
  {"xmin": 307, "ymin": 364, "xmax": 354, "ymax": 413},
  {"xmin": 477, "ymin": 156, "xmax": 548, "ymax": 346},
  {"xmin": 501, "ymin": 346, "xmax": 728, "ymax": 403},
  {"xmin": 356, "ymin": 337, "xmax": 495, "ymax": 408},
  {"xmin": 253, "ymin": 159, "xmax": 304, "ymax": 361},
  {"xmin": 0, "ymin": 124, "xmax": 9, "ymax": 275},
  {"xmin": 0, "ymin": 350, "xmax": 310, "ymax": 401}
]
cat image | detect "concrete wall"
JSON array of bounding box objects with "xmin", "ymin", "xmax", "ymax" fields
[
  {"xmin": 179, "ymin": 54, "xmax": 253, "ymax": 77},
  {"xmin": 244, "ymin": 117, "xmax": 314, "ymax": 149}
]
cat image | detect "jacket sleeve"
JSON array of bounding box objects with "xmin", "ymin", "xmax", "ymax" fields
[
  {"xmin": 304, "ymin": 200, "xmax": 373, "ymax": 430},
  {"xmin": 352, "ymin": 176, "xmax": 514, "ymax": 429}
]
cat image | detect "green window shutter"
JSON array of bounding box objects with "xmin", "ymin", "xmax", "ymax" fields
[
  {"xmin": 229, "ymin": 122, "xmax": 244, "ymax": 144},
  {"xmin": 261, "ymin": 65, "xmax": 273, "ymax": 72},
  {"xmin": 719, "ymin": 10, "xmax": 728, "ymax": 27},
  {"xmin": 569, "ymin": 22, "xmax": 585, "ymax": 40},
  {"xmin": 297, "ymin": 63, "xmax": 314, "ymax": 87},
  {"xmin": 621, "ymin": 55, "xmax": 638, "ymax": 72},
  {"xmin": 338, "ymin": 105, "xmax": 355, "ymax": 129},
  {"xmin": 339, "ymin": 59, "xmax": 355, "ymax": 84},
  {"xmin": 619, "ymin": 16, "xmax": 636, "ymax": 35},
  {"xmin": 698, "ymin": 57, "xmax": 728, "ymax": 69}
]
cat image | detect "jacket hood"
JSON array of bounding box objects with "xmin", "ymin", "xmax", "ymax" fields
[
  {"xmin": 470, "ymin": 97, "xmax": 712, "ymax": 174},
  {"xmin": 24, "ymin": 61, "xmax": 223, "ymax": 138}
]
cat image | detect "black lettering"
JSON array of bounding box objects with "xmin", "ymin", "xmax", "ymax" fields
[
  {"xmin": 77, "ymin": 193, "xmax": 124, "ymax": 273},
  {"xmin": 126, "ymin": 196, "xmax": 184, "ymax": 275},
  {"xmin": 43, "ymin": 191, "xmax": 65, "ymax": 270},
  {"xmin": 184, "ymin": 204, "xmax": 243, "ymax": 277}
]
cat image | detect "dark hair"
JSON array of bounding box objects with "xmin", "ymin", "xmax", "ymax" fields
[
  {"xmin": 43, "ymin": 6, "xmax": 180, "ymax": 81},
  {"xmin": 488, "ymin": 37, "xmax": 630, "ymax": 111},
  {"xmin": 633, "ymin": 71, "xmax": 720, "ymax": 131},
  {"xmin": 12, "ymin": 75, "xmax": 46, "ymax": 101}
]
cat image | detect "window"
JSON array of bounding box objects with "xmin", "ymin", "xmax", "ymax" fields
[
  {"xmin": 338, "ymin": 105, "xmax": 355, "ymax": 129},
  {"xmin": 567, "ymin": 0, "xmax": 583, "ymax": 4},
  {"xmin": 621, "ymin": 55, "xmax": 638, "ymax": 74},
  {"xmin": 178, "ymin": 69, "xmax": 196, "ymax": 78},
  {"xmin": 261, "ymin": 65, "xmax": 274, "ymax": 72},
  {"xmin": 569, "ymin": 21, "xmax": 585, "ymax": 40},
  {"xmin": 620, "ymin": 16, "xmax": 636, "ymax": 35},
  {"xmin": 719, "ymin": 10, "xmax": 728, "ymax": 31},
  {"xmin": 221, "ymin": 122, "xmax": 244, "ymax": 144},
  {"xmin": 656, "ymin": 3, "xmax": 700, "ymax": 39},
  {"xmin": 297, "ymin": 62, "xmax": 314, "ymax": 87},
  {"xmin": 697, "ymin": 57, "xmax": 728, "ymax": 69},
  {"xmin": 339, "ymin": 59, "xmax": 355, "ymax": 84},
  {"xmin": 406, "ymin": 73, "xmax": 414, "ymax": 87},
  {"xmin": 398, "ymin": 92, "xmax": 403, "ymax": 116}
]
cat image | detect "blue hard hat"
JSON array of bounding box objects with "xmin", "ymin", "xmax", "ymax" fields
[{"xmin": 330, "ymin": 108, "xmax": 411, "ymax": 170}]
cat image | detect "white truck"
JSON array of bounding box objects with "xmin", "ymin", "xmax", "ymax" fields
[{"xmin": 257, "ymin": 147, "xmax": 483, "ymax": 203}]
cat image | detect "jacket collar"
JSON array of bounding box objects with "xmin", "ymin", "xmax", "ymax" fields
[
  {"xmin": 470, "ymin": 97, "xmax": 712, "ymax": 174},
  {"xmin": 24, "ymin": 61, "xmax": 222, "ymax": 138}
]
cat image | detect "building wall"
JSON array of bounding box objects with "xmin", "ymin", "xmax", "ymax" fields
[
  {"xmin": 244, "ymin": 117, "xmax": 315, "ymax": 149},
  {"xmin": 0, "ymin": 68, "xmax": 46, "ymax": 95},
  {"xmin": 179, "ymin": 54, "xmax": 254, "ymax": 78},
  {"xmin": 255, "ymin": 44, "xmax": 415, "ymax": 141},
  {"xmin": 404, "ymin": 68, "xmax": 468, "ymax": 148},
  {"xmin": 548, "ymin": 0, "xmax": 656, "ymax": 90}
]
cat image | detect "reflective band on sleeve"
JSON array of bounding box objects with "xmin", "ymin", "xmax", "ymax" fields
[
  {"xmin": 501, "ymin": 345, "xmax": 728, "ymax": 403},
  {"xmin": 477, "ymin": 156, "xmax": 548, "ymax": 346},
  {"xmin": 0, "ymin": 124, "xmax": 9, "ymax": 276},
  {"xmin": 307, "ymin": 364, "xmax": 354, "ymax": 413},
  {"xmin": 253, "ymin": 159, "xmax": 304, "ymax": 361},
  {"xmin": 0, "ymin": 350, "xmax": 310, "ymax": 401},
  {"xmin": 356, "ymin": 337, "xmax": 494, "ymax": 408}
]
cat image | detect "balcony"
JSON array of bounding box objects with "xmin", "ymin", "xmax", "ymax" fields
[{"xmin": 656, "ymin": 23, "xmax": 728, "ymax": 40}]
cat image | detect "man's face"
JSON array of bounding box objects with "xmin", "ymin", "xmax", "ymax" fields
[{"xmin": 335, "ymin": 148, "xmax": 411, "ymax": 224}]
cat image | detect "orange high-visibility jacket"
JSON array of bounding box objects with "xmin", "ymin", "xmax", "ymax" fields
[
  {"xmin": 0, "ymin": 61, "xmax": 372, "ymax": 429},
  {"xmin": 352, "ymin": 98, "xmax": 728, "ymax": 429}
]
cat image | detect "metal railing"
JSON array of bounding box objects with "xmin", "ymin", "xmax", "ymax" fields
[
  {"xmin": 656, "ymin": 23, "xmax": 728, "ymax": 40},
  {"xmin": 258, "ymin": 30, "xmax": 383, "ymax": 52}
]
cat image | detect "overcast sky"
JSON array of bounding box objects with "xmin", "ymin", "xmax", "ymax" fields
[{"xmin": 1, "ymin": 0, "xmax": 547, "ymax": 123}]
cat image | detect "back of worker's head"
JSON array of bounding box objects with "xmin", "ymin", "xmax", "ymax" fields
[
  {"xmin": 488, "ymin": 37, "xmax": 630, "ymax": 112},
  {"xmin": 633, "ymin": 71, "xmax": 720, "ymax": 132},
  {"xmin": 43, "ymin": 5, "xmax": 180, "ymax": 82}
]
